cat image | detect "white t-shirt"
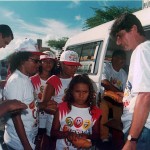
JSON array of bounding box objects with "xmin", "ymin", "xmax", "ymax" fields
[
  {"xmin": 45, "ymin": 75, "xmax": 72, "ymax": 136},
  {"xmin": 31, "ymin": 74, "xmax": 48, "ymax": 128},
  {"xmin": 4, "ymin": 70, "xmax": 38, "ymax": 150},
  {"xmin": 102, "ymin": 62, "xmax": 127, "ymax": 91},
  {"xmin": 122, "ymin": 41, "xmax": 150, "ymax": 133},
  {"xmin": 56, "ymin": 102, "xmax": 101, "ymax": 150}
]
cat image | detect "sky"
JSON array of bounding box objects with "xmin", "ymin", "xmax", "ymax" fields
[{"xmin": 0, "ymin": 0, "xmax": 142, "ymax": 60}]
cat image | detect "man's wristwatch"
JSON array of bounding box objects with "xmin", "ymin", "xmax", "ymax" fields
[{"xmin": 127, "ymin": 135, "xmax": 138, "ymax": 142}]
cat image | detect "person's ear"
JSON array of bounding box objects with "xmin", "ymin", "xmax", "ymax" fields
[{"xmin": 131, "ymin": 25, "xmax": 138, "ymax": 33}]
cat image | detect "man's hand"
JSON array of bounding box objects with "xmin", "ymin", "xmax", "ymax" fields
[
  {"xmin": 122, "ymin": 141, "xmax": 136, "ymax": 150},
  {"xmin": 0, "ymin": 80, "xmax": 6, "ymax": 89},
  {"xmin": 5, "ymin": 100, "xmax": 27, "ymax": 113}
]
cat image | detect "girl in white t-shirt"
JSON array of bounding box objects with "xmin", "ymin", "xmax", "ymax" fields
[
  {"xmin": 40, "ymin": 50, "xmax": 81, "ymax": 149},
  {"xmin": 51, "ymin": 74, "xmax": 102, "ymax": 150},
  {"xmin": 30, "ymin": 52, "xmax": 57, "ymax": 149}
]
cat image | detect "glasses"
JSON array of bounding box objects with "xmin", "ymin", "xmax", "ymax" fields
[{"xmin": 29, "ymin": 58, "xmax": 41, "ymax": 64}]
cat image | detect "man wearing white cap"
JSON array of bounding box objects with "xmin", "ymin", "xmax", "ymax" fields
[
  {"xmin": 4, "ymin": 38, "xmax": 43, "ymax": 150},
  {"xmin": 41, "ymin": 50, "xmax": 81, "ymax": 149}
]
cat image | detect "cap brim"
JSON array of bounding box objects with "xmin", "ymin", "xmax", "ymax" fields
[
  {"xmin": 31, "ymin": 52, "xmax": 45, "ymax": 56},
  {"xmin": 63, "ymin": 61, "xmax": 82, "ymax": 66},
  {"xmin": 40, "ymin": 58, "xmax": 57, "ymax": 61}
]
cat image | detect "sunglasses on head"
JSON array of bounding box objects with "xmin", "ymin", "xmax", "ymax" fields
[{"xmin": 29, "ymin": 58, "xmax": 41, "ymax": 64}]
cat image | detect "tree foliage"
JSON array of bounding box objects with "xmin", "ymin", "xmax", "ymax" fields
[
  {"xmin": 47, "ymin": 37, "xmax": 68, "ymax": 50},
  {"xmin": 83, "ymin": 6, "xmax": 141, "ymax": 30}
]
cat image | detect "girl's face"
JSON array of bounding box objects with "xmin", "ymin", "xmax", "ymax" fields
[
  {"xmin": 72, "ymin": 83, "xmax": 89, "ymax": 108},
  {"xmin": 23, "ymin": 54, "xmax": 40, "ymax": 76},
  {"xmin": 61, "ymin": 62, "xmax": 78, "ymax": 78},
  {"xmin": 41, "ymin": 59, "xmax": 55, "ymax": 72}
]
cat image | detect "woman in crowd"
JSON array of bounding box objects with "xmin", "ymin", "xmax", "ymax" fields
[
  {"xmin": 4, "ymin": 39, "xmax": 42, "ymax": 150},
  {"xmin": 31, "ymin": 51, "xmax": 57, "ymax": 149}
]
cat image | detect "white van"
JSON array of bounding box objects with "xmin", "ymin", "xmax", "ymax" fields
[{"xmin": 63, "ymin": 7, "xmax": 150, "ymax": 102}]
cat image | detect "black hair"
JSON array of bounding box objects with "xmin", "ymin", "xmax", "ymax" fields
[
  {"xmin": 64, "ymin": 74, "xmax": 95, "ymax": 110},
  {"xmin": 8, "ymin": 51, "xmax": 32, "ymax": 73},
  {"xmin": 0, "ymin": 24, "xmax": 14, "ymax": 39},
  {"xmin": 39, "ymin": 59, "xmax": 57, "ymax": 76},
  {"xmin": 112, "ymin": 50, "xmax": 126, "ymax": 59},
  {"xmin": 110, "ymin": 13, "xmax": 145, "ymax": 39}
]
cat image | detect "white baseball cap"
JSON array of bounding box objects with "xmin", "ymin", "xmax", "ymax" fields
[
  {"xmin": 15, "ymin": 38, "xmax": 44, "ymax": 55},
  {"xmin": 60, "ymin": 50, "xmax": 81, "ymax": 66},
  {"xmin": 40, "ymin": 51, "xmax": 57, "ymax": 61}
]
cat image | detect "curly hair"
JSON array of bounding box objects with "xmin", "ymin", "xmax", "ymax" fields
[
  {"xmin": 110, "ymin": 13, "xmax": 145, "ymax": 39},
  {"xmin": 8, "ymin": 51, "xmax": 32, "ymax": 73},
  {"xmin": 64, "ymin": 74, "xmax": 95, "ymax": 110}
]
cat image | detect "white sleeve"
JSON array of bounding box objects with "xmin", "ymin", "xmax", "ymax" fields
[
  {"xmin": 132, "ymin": 43, "xmax": 150, "ymax": 92},
  {"xmin": 101, "ymin": 63, "xmax": 110, "ymax": 80},
  {"xmin": 4, "ymin": 78, "xmax": 24, "ymax": 102},
  {"xmin": 122, "ymin": 70, "xmax": 128, "ymax": 91}
]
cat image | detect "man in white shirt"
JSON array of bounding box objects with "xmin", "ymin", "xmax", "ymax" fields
[
  {"xmin": 110, "ymin": 13, "xmax": 150, "ymax": 150},
  {"xmin": 0, "ymin": 25, "xmax": 27, "ymax": 113}
]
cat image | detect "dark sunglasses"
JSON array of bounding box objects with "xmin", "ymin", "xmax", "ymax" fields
[{"xmin": 29, "ymin": 58, "xmax": 41, "ymax": 64}]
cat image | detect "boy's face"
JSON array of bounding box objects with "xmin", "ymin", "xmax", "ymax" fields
[
  {"xmin": 0, "ymin": 34, "xmax": 12, "ymax": 48},
  {"xmin": 112, "ymin": 55, "xmax": 125, "ymax": 69},
  {"xmin": 61, "ymin": 62, "xmax": 78, "ymax": 78}
]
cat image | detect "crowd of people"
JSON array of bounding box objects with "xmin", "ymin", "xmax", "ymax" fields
[{"xmin": 0, "ymin": 12, "xmax": 150, "ymax": 150}]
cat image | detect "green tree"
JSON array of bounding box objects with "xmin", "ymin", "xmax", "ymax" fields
[
  {"xmin": 47, "ymin": 37, "xmax": 68, "ymax": 50},
  {"xmin": 83, "ymin": 6, "xmax": 141, "ymax": 30}
]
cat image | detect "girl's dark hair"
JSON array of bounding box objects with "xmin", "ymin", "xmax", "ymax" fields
[
  {"xmin": 39, "ymin": 59, "xmax": 57, "ymax": 76},
  {"xmin": 64, "ymin": 74, "xmax": 95, "ymax": 110},
  {"xmin": 8, "ymin": 51, "xmax": 32, "ymax": 73}
]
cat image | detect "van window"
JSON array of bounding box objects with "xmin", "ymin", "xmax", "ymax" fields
[{"xmin": 66, "ymin": 41, "xmax": 102, "ymax": 74}]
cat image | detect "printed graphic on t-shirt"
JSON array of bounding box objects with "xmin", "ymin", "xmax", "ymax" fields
[
  {"xmin": 47, "ymin": 75, "xmax": 62, "ymax": 95},
  {"xmin": 83, "ymin": 120, "xmax": 91, "ymax": 130},
  {"xmin": 74, "ymin": 117, "xmax": 83, "ymax": 128},
  {"xmin": 110, "ymin": 77, "xmax": 123, "ymax": 90},
  {"xmin": 63, "ymin": 116, "xmax": 91, "ymax": 147},
  {"xmin": 29, "ymin": 100, "xmax": 38, "ymax": 127},
  {"xmin": 65, "ymin": 117, "xmax": 74, "ymax": 127},
  {"xmin": 123, "ymin": 80, "xmax": 132, "ymax": 107},
  {"xmin": 38, "ymin": 85, "xmax": 44, "ymax": 99}
]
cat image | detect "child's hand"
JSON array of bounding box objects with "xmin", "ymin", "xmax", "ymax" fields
[
  {"xmin": 72, "ymin": 137, "xmax": 92, "ymax": 148},
  {"xmin": 67, "ymin": 132, "xmax": 79, "ymax": 142},
  {"xmin": 43, "ymin": 100, "xmax": 57, "ymax": 115}
]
